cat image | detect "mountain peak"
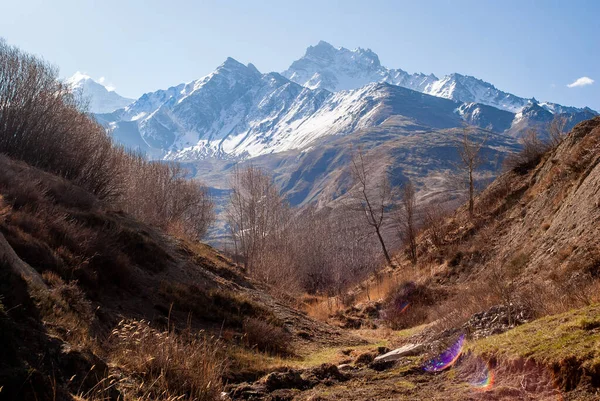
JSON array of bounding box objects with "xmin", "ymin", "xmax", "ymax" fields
[
  {"xmin": 354, "ymin": 47, "xmax": 380, "ymax": 65},
  {"xmin": 215, "ymin": 57, "xmax": 262, "ymax": 79},
  {"xmin": 316, "ymin": 40, "xmax": 334, "ymax": 47},
  {"xmin": 66, "ymin": 71, "xmax": 93, "ymax": 86},
  {"xmin": 282, "ymin": 41, "xmax": 386, "ymax": 91},
  {"xmin": 219, "ymin": 57, "xmax": 247, "ymax": 69},
  {"xmin": 246, "ymin": 62, "xmax": 261, "ymax": 75},
  {"xmin": 64, "ymin": 72, "xmax": 133, "ymax": 114},
  {"xmin": 304, "ymin": 40, "xmax": 337, "ymax": 59}
]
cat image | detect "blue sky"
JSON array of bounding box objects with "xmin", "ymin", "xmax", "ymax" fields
[{"xmin": 1, "ymin": 0, "xmax": 598, "ymax": 110}]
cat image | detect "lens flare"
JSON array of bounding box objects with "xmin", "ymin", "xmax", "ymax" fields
[
  {"xmin": 470, "ymin": 362, "xmax": 495, "ymax": 391},
  {"xmin": 423, "ymin": 334, "xmax": 465, "ymax": 372},
  {"xmin": 398, "ymin": 302, "xmax": 410, "ymax": 314}
]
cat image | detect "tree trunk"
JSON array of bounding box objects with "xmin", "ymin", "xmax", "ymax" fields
[
  {"xmin": 468, "ymin": 169, "xmax": 474, "ymax": 217},
  {"xmin": 375, "ymin": 228, "xmax": 392, "ymax": 266}
]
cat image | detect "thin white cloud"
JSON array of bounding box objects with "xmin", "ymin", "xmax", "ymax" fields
[
  {"xmin": 97, "ymin": 76, "xmax": 116, "ymax": 91},
  {"xmin": 567, "ymin": 76, "xmax": 594, "ymax": 88}
]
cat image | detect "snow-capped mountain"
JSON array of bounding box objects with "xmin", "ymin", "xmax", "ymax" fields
[
  {"xmin": 66, "ymin": 72, "xmax": 134, "ymax": 114},
  {"xmin": 283, "ymin": 41, "xmax": 589, "ymax": 115},
  {"xmin": 99, "ymin": 58, "xmax": 466, "ymax": 161},
  {"xmin": 424, "ymin": 73, "xmax": 528, "ymax": 113},
  {"xmin": 281, "ymin": 41, "xmax": 438, "ymax": 96},
  {"xmin": 93, "ymin": 45, "xmax": 598, "ymax": 234},
  {"xmin": 508, "ymin": 100, "xmax": 598, "ymax": 136},
  {"xmin": 96, "ymin": 41, "xmax": 598, "ymax": 165}
]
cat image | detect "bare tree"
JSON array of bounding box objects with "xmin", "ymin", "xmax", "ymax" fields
[
  {"xmin": 348, "ymin": 148, "xmax": 394, "ymax": 266},
  {"xmin": 548, "ymin": 115, "xmax": 568, "ymax": 148},
  {"xmin": 397, "ymin": 179, "xmax": 418, "ymax": 264},
  {"xmin": 456, "ymin": 125, "xmax": 486, "ymax": 218},
  {"xmin": 226, "ymin": 165, "xmax": 290, "ymax": 275},
  {"xmin": 289, "ymin": 205, "xmax": 381, "ymax": 296}
]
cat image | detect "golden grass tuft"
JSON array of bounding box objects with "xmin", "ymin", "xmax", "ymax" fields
[{"xmin": 108, "ymin": 319, "xmax": 226, "ymax": 401}]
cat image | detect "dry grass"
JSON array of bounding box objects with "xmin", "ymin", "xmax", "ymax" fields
[
  {"xmin": 303, "ymin": 272, "xmax": 403, "ymax": 322},
  {"xmin": 33, "ymin": 271, "xmax": 93, "ymax": 345},
  {"xmin": 303, "ymin": 295, "xmax": 342, "ymax": 321},
  {"xmin": 158, "ymin": 281, "xmax": 275, "ymax": 329},
  {"xmin": 108, "ymin": 319, "xmax": 226, "ymax": 401},
  {"xmin": 427, "ymin": 279, "xmax": 500, "ymax": 332},
  {"xmin": 242, "ymin": 317, "xmax": 293, "ymax": 356},
  {"xmin": 381, "ymin": 281, "xmax": 441, "ymax": 330}
]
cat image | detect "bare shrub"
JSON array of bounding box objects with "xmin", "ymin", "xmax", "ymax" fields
[
  {"xmin": 226, "ymin": 165, "xmax": 290, "ymax": 274},
  {"xmin": 504, "ymin": 128, "xmax": 550, "ymax": 174},
  {"xmin": 488, "ymin": 262, "xmax": 521, "ymax": 325},
  {"xmin": 242, "ymin": 317, "xmax": 293, "ymax": 356},
  {"xmin": 422, "ymin": 204, "xmax": 449, "ymax": 248},
  {"xmin": 396, "ymin": 180, "xmax": 418, "ymax": 264},
  {"xmin": 290, "ymin": 206, "xmax": 382, "ymax": 296},
  {"xmin": 518, "ymin": 273, "xmax": 600, "ymax": 319},
  {"xmin": 0, "ymin": 40, "xmax": 214, "ymax": 240},
  {"xmin": 123, "ymin": 159, "xmax": 214, "ymax": 240},
  {"xmin": 109, "ymin": 319, "xmax": 225, "ymax": 401},
  {"xmin": 381, "ymin": 281, "xmax": 441, "ymax": 330}
]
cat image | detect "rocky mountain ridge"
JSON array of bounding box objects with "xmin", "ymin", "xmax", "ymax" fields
[{"xmin": 95, "ymin": 42, "xmax": 596, "ymax": 163}]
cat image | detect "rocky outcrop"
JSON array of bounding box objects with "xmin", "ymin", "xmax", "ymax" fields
[
  {"xmin": 463, "ymin": 304, "xmax": 533, "ymax": 339},
  {"xmin": 373, "ymin": 343, "xmax": 424, "ymax": 363},
  {"xmin": 228, "ymin": 364, "xmax": 348, "ymax": 399}
]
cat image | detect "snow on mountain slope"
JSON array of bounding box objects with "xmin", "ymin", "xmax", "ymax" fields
[
  {"xmin": 66, "ymin": 72, "xmax": 134, "ymax": 113},
  {"xmin": 423, "ymin": 73, "xmax": 527, "ymax": 113},
  {"xmin": 281, "ymin": 40, "xmax": 438, "ymax": 94},
  {"xmin": 99, "ymin": 59, "xmax": 466, "ymax": 161},
  {"xmin": 283, "ymin": 41, "xmax": 591, "ymax": 116},
  {"xmin": 96, "ymin": 42, "xmax": 597, "ymax": 162}
]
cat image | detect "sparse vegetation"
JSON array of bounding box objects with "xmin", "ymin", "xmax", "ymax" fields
[
  {"xmin": 503, "ymin": 128, "xmax": 550, "ymax": 173},
  {"xmin": 348, "ymin": 147, "xmax": 395, "ymax": 265},
  {"xmin": 2, "ymin": 37, "xmax": 600, "ymax": 401},
  {"xmin": 382, "ymin": 281, "xmax": 441, "ymax": 330},
  {"xmin": 0, "ymin": 39, "xmax": 214, "ymax": 240},
  {"xmin": 396, "ymin": 179, "xmax": 418, "ymax": 264},
  {"xmin": 226, "ymin": 164, "xmax": 383, "ymax": 296},
  {"xmin": 456, "ymin": 125, "xmax": 486, "ymax": 218},
  {"xmin": 108, "ymin": 320, "xmax": 226, "ymax": 401},
  {"xmin": 243, "ymin": 317, "xmax": 293, "ymax": 356},
  {"xmin": 469, "ymin": 304, "xmax": 600, "ymax": 391}
]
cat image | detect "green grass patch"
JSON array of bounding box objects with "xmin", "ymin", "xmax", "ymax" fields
[
  {"xmin": 468, "ymin": 304, "xmax": 600, "ymax": 372},
  {"xmin": 295, "ymin": 340, "xmax": 389, "ymax": 369}
]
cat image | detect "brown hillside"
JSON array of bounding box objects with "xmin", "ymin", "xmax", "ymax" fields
[
  {"xmin": 424, "ymin": 116, "xmax": 600, "ymax": 291},
  {"xmin": 263, "ymin": 118, "xmax": 600, "ymax": 401},
  {"xmin": 357, "ymin": 117, "xmax": 600, "ymax": 334},
  {"xmin": 0, "ymin": 154, "xmax": 362, "ymax": 401}
]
